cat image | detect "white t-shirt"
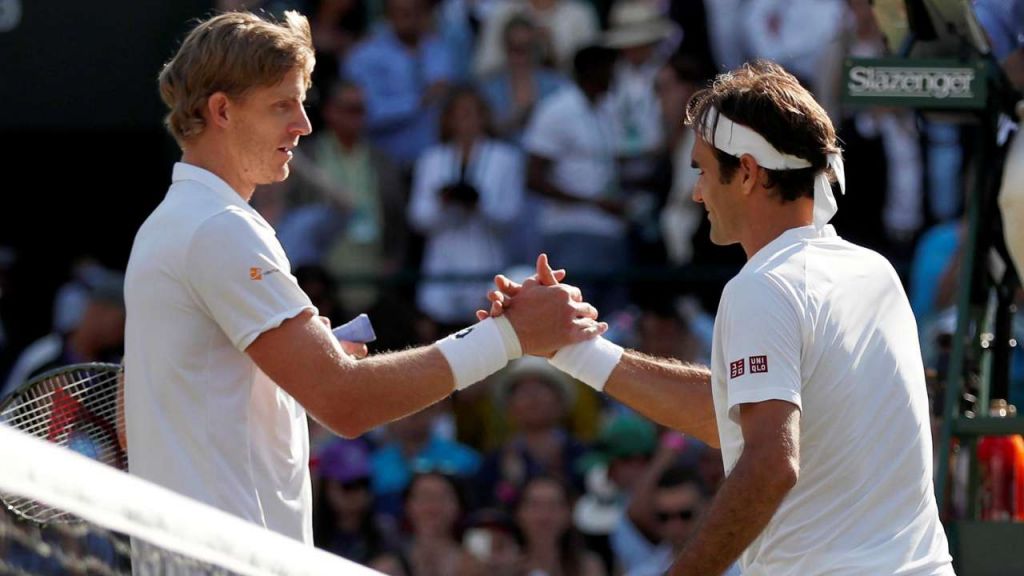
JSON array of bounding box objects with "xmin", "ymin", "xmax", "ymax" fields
[
  {"xmin": 124, "ymin": 163, "xmax": 316, "ymax": 543},
  {"xmin": 522, "ymin": 85, "xmax": 624, "ymax": 238},
  {"xmin": 711, "ymin": 225, "xmax": 953, "ymax": 576},
  {"xmin": 408, "ymin": 139, "xmax": 523, "ymax": 323}
]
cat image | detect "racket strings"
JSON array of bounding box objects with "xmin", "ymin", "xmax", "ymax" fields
[
  {"xmin": 1, "ymin": 372, "xmax": 121, "ymax": 431},
  {"xmin": 0, "ymin": 370, "xmax": 120, "ymax": 418}
]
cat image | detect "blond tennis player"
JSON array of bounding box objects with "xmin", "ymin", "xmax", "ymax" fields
[{"xmin": 123, "ymin": 10, "xmax": 605, "ymax": 544}]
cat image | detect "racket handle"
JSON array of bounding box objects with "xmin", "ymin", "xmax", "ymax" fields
[{"xmin": 332, "ymin": 314, "xmax": 376, "ymax": 343}]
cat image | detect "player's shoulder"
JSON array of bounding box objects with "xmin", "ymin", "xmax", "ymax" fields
[
  {"xmin": 723, "ymin": 267, "xmax": 791, "ymax": 303},
  {"xmin": 192, "ymin": 206, "xmax": 272, "ymax": 245}
]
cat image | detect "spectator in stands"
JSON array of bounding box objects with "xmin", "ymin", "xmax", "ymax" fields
[
  {"xmin": 478, "ymin": 15, "xmax": 567, "ymax": 143},
  {"xmin": 313, "ymin": 439, "xmax": 401, "ymax": 564},
  {"xmin": 474, "ymin": 0, "xmax": 599, "ymax": 76},
  {"xmin": 477, "ymin": 15, "xmax": 566, "ymax": 266},
  {"xmin": 2, "ymin": 267, "xmax": 124, "ymax": 399},
  {"xmin": 371, "ymin": 403, "xmax": 481, "ymax": 519},
  {"xmin": 275, "ymin": 81, "xmax": 408, "ymax": 313},
  {"xmin": 625, "ymin": 465, "xmax": 736, "ymax": 576},
  {"xmin": 524, "ymin": 45, "xmax": 629, "ymax": 316},
  {"xmin": 515, "ymin": 475, "xmax": 606, "ymax": 576},
  {"xmin": 393, "ymin": 472, "xmax": 473, "ymax": 576},
  {"xmin": 602, "ymin": 1, "xmax": 679, "ymax": 272},
  {"xmin": 459, "ymin": 508, "xmax": 524, "ymax": 576},
  {"xmin": 344, "ymin": 0, "xmax": 454, "ymax": 168},
  {"xmin": 476, "ymin": 356, "xmax": 588, "ymax": 507},
  {"xmin": 408, "ymin": 86, "xmax": 524, "ymax": 332}
]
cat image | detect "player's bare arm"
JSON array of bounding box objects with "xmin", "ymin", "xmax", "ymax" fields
[
  {"xmin": 481, "ymin": 259, "xmax": 719, "ymax": 447},
  {"xmin": 669, "ymin": 400, "xmax": 799, "ymax": 576},
  {"xmin": 248, "ymin": 261, "xmax": 605, "ymax": 438},
  {"xmin": 604, "ymin": 353, "xmax": 718, "ymax": 448}
]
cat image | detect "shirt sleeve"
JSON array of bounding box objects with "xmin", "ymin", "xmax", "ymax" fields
[
  {"xmin": 522, "ymin": 99, "xmax": 566, "ymax": 159},
  {"xmin": 186, "ymin": 209, "xmax": 315, "ymax": 352},
  {"xmin": 719, "ymin": 274, "xmax": 803, "ymax": 423}
]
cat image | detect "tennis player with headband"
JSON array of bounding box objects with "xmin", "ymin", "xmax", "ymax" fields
[
  {"xmin": 123, "ymin": 11, "xmax": 605, "ymax": 544},
  {"xmin": 484, "ymin": 61, "xmax": 954, "ymax": 575}
]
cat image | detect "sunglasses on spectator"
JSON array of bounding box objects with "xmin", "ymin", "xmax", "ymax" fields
[
  {"xmin": 339, "ymin": 477, "xmax": 371, "ymax": 491},
  {"xmin": 656, "ymin": 508, "xmax": 696, "ymax": 523}
]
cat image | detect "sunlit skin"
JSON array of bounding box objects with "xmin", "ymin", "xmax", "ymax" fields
[{"xmin": 182, "ymin": 66, "xmax": 312, "ymax": 201}]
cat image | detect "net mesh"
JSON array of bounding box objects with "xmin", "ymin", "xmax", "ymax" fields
[{"xmin": 0, "ymin": 425, "xmax": 380, "ymax": 575}]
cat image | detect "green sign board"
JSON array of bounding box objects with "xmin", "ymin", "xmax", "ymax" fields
[{"xmin": 842, "ymin": 58, "xmax": 988, "ymax": 110}]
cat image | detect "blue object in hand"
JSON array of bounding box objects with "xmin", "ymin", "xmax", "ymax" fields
[{"xmin": 332, "ymin": 313, "xmax": 377, "ymax": 343}]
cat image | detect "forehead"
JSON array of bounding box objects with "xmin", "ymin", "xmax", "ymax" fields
[
  {"xmin": 692, "ymin": 136, "xmax": 716, "ymax": 163},
  {"xmin": 250, "ymin": 67, "xmax": 308, "ymax": 100}
]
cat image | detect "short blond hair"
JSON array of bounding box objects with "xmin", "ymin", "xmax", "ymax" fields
[{"xmin": 158, "ymin": 10, "xmax": 315, "ymax": 146}]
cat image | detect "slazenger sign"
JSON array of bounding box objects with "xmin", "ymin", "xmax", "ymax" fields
[
  {"xmin": 848, "ymin": 66, "xmax": 974, "ymax": 99},
  {"xmin": 842, "ymin": 58, "xmax": 988, "ymax": 110}
]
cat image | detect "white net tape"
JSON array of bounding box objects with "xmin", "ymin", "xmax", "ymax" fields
[{"xmin": 0, "ymin": 424, "xmax": 381, "ymax": 575}]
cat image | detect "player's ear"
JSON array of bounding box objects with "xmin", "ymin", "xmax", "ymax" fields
[
  {"xmin": 206, "ymin": 92, "xmax": 231, "ymax": 128},
  {"xmin": 739, "ymin": 153, "xmax": 760, "ymax": 195}
]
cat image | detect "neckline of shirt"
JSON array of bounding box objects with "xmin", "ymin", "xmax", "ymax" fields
[
  {"xmin": 171, "ymin": 162, "xmax": 263, "ymax": 220},
  {"xmin": 743, "ymin": 224, "xmax": 838, "ymax": 273}
]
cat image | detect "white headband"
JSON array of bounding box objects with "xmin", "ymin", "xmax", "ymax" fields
[{"xmin": 701, "ymin": 108, "xmax": 845, "ymax": 230}]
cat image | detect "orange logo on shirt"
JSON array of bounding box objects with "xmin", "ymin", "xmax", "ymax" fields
[{"xmin": 250, "ymin": 267, "xmax": 263, "ymax": 280}]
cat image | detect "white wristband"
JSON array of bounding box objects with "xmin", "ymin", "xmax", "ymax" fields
[
  {"xmin": 549, "ymin": 337, "xmax": 624, "ymax": 392},
  {"xmin": 436, "ymin": 316, "xmax": 522, "ymax": 391}
]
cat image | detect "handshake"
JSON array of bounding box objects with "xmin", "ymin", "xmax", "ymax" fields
[{"xmin": 435, "ymin": 254, "xmax": 624, "ymax": 395}]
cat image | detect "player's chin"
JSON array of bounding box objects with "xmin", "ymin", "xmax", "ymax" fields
[
  {"xmin": 266, "ymin": 163, "xmax": 290, "ymax": 183},
  {"xmin": 708, "ymin": 228, "xmax": 733, "ymax": 247}
]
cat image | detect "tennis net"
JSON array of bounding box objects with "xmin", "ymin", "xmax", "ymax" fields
[{"xmin": 0, "ymin": 424, "xmax": 380, "ymax": 575}]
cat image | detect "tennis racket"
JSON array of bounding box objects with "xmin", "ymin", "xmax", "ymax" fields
[{"xmin": 0, "ymin": 362, "xmax": 125, "ymax": 523}]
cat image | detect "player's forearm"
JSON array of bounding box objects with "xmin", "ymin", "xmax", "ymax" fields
[
  {"xmin": 323, "ymin": 346, "xmax": 456, "ymax": 437},
  {"xmin": 668, "ymin": 448, "xmax": 797, "ymax": 576},
  {"xmin": 604, "ymin": 352, "xmax": 719, "ymax": 448}
]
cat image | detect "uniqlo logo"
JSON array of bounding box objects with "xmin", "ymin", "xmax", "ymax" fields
[
  {"xmin": 729, "ymin": 359, "xmax": 745, "ymax": 379},
  {"xmin": 749, "ymin": 355, "xmax": 768, "ymax": 373}
]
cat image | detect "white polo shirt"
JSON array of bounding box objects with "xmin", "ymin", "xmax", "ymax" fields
[
  {"xmin": 523, "ymin": 84, "xmax": 624, "ymax": 238},
  {"xmin": 124, "ymin": 163, "xmax": 316, "ymax": 543},
  {"xmin": 711, "ymin": 225, "xmax": 953, "ymax": 575}
]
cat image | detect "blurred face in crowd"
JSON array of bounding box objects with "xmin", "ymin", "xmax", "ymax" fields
[
  {"xmin": 406, "ymin": 474, "xmax": 461, "ymax": 539},
  {"xmin": 608, "ymin": 453, "xmax": 650, "ymax": 491},
  {"xmin": 325, "ymin": 476, "xmax": 373, "ymax": 520},
  {"xmin": 516, "ymin": 478, "xmax": 571, "ymax": 543},
  {"xmin": 507, "ymin": 377, "xmax": 565, "ymax": 432},
  {"xmin": 621, "ymin": 43, "xmax": 655, "ymax": 67},
  {"xmin": 654, "ymin": 482, "xmax": 704, "ymax": 550},
  {"xmin": 504, "ymin": 23, "xmax": 537, "ymax": 67},
  {"xmin": 324, "ymin": 85, "xmax": 366, "ymax": 141},
  {"xmin": 221, "ymin": 66, "xmax": 312, "ymax": 190},
  {"xmin": 387, "ymin": 0, "xmax": 426, "ymax": 45},
  {"xmin": 449, "ymin": 93, "xmax": 486, "ymax": 144},
  {"xmin": 691, "ymin": 136, "xmax": 745, "ymax": 246}
]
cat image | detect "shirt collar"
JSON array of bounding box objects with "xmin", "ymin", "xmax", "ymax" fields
[
  {"xmin": 744, "ymin": 224, "xmax": 837, "ymax": 271},
  {"xmin": 171, "ymin": 162, "xmax": 260, "ymax": 217}
]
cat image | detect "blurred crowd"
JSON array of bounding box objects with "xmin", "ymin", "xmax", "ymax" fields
[{"xmin": 1, "ymin": 0, "xmax": 1022, "ymax": 573}]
